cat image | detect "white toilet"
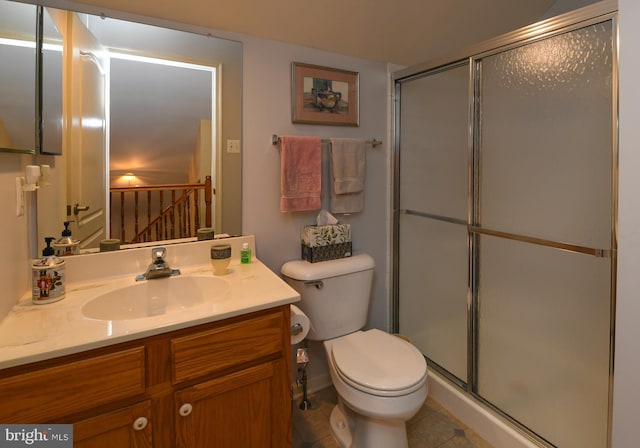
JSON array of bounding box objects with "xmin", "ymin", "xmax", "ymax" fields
[{"xmin": 281, "ymin": 254, "xmax": 428, "ymax": 448}]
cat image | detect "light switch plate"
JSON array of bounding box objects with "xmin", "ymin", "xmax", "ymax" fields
[{"xmin": 226, "ymin": 139, "xmax": 241, "ymax": 154}]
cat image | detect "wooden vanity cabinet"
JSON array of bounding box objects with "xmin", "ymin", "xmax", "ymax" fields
[
  {"xmin": 174, "ymin": 360, "xmax": 286, "ymax": 447},
  {"xmin": 73, "ymin": 400, "xmax": 153, "ymax": 448},
  {"xmin": 170, "ymin": 307, "xmax": 291, "ymax": 447},
  {"xmin": 0, "ymin": 306, "xmax": 292, "ymax": 448}
]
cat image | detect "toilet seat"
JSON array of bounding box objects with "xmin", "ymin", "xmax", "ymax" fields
[{"xmin": 330, "ymin": 329, "xmax": 427, "ymax": 397}]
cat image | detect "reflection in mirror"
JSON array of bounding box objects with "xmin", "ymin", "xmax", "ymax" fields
[
  {"xmin": 0, "ymin": 0, "xmax": 37, "ymax": 154},
  {"xmin": 108, "ymin": 54, "xmax": 214, "ymax": 245},
  {"xmin": 36, "ymin": 4, "xmax": 242, "ymax": 255},
  {"xmin": 41, "ymin": 7, "xmax": 63, "ymax": 155}
]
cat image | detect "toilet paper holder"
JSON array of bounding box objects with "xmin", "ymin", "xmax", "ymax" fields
[
  {"xmin": 291, "ymin": 323, "xmax": 304, "ymax": 336},
  {"xmin": 290, "ymin": 304, "xmax": 310, "ymax": 345}
]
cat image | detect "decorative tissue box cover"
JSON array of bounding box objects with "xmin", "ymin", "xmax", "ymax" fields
[{"xmin": 301, "ymin": 224, "xmax": 352, "ymax": 263}]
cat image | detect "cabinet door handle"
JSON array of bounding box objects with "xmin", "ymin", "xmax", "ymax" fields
[
  {"xmin": 179, "ymin": 403, "xmax": 193, "ymax": 417},
  {"xmin": 133, "ymin": 416, "xmax": 148, "ymax": 431}
]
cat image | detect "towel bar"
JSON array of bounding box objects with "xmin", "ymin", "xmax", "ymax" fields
[{"xmin": 271, "ymin": 134, "xmax": 382, "ymax": 147}]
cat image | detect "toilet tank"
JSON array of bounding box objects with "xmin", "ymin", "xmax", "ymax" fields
[{"xmin": 281, "ymin": 254, "xmax": 375, "ymax": 341}]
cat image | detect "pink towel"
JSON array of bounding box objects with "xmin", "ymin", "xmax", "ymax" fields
[{"xmin": 280, "ymin": 135, "xmax": 322, "ymax": 212}]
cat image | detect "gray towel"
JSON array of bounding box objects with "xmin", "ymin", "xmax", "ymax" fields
[{"xmin": 330, "ymin": 138, "xmax": 366, "ymax": 213}]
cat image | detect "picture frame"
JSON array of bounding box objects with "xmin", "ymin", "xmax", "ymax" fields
[{"xmin": 291, "ymin": 62, "xmax": 359, "ymax": 126}]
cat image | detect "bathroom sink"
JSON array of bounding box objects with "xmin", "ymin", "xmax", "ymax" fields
[{"xmin": 81, "ymin": 275, "xmax": 230, "ymax": 321}]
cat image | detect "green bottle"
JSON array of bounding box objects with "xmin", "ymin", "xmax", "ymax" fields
[{"xmin": 240, "ymin": 243, "xmax": 252, "ymax": 264}]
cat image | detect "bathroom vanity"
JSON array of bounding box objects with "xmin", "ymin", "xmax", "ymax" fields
[{"xmin": 0, "ymin": 237, "xmax": 298, "ymax": 447}]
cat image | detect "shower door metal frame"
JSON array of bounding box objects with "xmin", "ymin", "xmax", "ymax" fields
[{"xmin": 392, "ymin": 2, "xmax": 618, "ymax": 446}]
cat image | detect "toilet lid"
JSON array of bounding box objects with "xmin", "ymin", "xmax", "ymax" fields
[{"xmin": 331, "ymin": 329, "xmax": 427, "ymax": 397}]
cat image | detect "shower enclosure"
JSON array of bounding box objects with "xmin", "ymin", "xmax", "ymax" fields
[{"xmin": 393, "ymin": 3, "xmax": 617, "ymax": 447}]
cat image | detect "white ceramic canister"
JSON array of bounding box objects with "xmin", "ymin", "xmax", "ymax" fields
[
  {"xmin": 32, "ymin": 257, "xmax": 66, "ymax": 304},
  {"xmin": 32, "ymin": 238, "xmax": 66, "ymax": 304}
]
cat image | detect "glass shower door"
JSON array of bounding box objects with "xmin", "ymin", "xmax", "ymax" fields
[
  {"xmin": 397, "ymin": 63, "xmax": 470, "ymax": 383},
  {"xmin": 474, "ymin": 21, "xmax": 614, "ymax": 448},
  {"xmin": 395, "ymin": 13, "xmax": 616, "ymax": 447}
]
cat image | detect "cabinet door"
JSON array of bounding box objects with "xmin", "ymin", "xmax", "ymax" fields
[
  {"xmin": 175, "ymin": 361, "xmax": 279, "ymax": 447},
  {"xmin": 74, "ymin": 400, "xmax": 152, "ymax": 448}
]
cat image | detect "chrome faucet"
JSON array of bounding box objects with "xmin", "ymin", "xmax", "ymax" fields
[{"xmin": 136, "ymin": 247, "xmax": 181, "ymax": 281}]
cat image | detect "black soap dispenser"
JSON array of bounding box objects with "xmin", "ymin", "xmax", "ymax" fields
[
  {"xmin": 31, "ymin": 237, "xmax": 66, "ymax": 304},
  {"xmin": 53, "ymin": 221, "xmax": 79, "ymax": 257}
]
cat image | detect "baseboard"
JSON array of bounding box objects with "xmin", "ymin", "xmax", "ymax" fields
[
  {"xmin": 291, "ymin": 373, "xmax": 332, "ymax": 400},
  {"xmin": 428, "ymin": 369, "xmax": 541, "ymax": 448}
]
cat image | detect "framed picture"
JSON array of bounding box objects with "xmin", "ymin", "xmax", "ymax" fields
[{"xmin": 291, "ymin": 62, "xmax": 359, "ymax": 126}]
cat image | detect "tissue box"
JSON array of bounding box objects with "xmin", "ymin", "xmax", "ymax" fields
[{"xmin": 301, "ymin": 224, "xmax": 352, "ymax": 263}]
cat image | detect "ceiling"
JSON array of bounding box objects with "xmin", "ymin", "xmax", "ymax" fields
[{"xmin": 71, "ymin": 0, "xmax": 598, "ymax": 66}]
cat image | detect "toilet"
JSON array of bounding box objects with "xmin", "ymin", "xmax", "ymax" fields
[{"xmin": 281, "ymin": 254, "xmax": 428, "ymax": 448}]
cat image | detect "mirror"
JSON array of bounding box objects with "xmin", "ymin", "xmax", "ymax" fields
[
  {"xmin": 0, "ymin": 0, "xmax": 37, "ymax": 154},
  {"xmin": 0, "ymin": 1, "xmax": 63, "ymax": 155},
  {"xmin": 41, "ymin": 6, "xmax": 63, "ymax": 155},
  {"xmin": 30, "ymin": 2, "xmax": 242, "ymax": 255}
]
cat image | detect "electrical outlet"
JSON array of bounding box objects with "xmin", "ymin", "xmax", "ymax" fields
[{"xmin": 226, "ymin": 139, "xmax": 241, "ymax": 154}]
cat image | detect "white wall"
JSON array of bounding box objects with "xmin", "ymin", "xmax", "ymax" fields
[
  {"xmin": 612, "ymin": 0, "xmax": 640, "ymax": 446},
  {"xmin": 0, "ymin": 153, "xmax": 33, "ymax": 317},
  {"xmin": 539, "ymin": 0, "xmax": 599, "ymax": 19},
  {"xmin": 241, "ymin": 36, "xmax": 390, "ymax": 329}
]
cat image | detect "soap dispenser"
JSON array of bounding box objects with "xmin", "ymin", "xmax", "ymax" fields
[
  {"xmin": 53, "ymin": 221, "xmax": 79, "ymax": 257},
  {"xmin": 32, "ymin": 237, "xmax": 66, "ymax": 304}
]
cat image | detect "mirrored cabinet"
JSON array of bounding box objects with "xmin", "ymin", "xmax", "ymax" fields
[
  {"xmin": 0, "ymin": 0, "xmax": 62, "ymax": 155},
  {"xmin": 0, "ymin": 0, "xmax": 37, "ymax": 154}
]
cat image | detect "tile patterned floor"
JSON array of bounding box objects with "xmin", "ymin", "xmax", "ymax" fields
[{"xmin": 292, "ymin": 386, "xmax": 494, "ymax": 448}]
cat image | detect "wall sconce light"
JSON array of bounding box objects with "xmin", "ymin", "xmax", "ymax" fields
[{"xmin": 16, "ymin": 165, "xmax": 50, "ymax": 217}]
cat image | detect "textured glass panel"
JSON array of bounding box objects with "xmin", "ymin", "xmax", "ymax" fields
[
  {"xmin": 399, "ymin": 64, "xmax": 469, "ymax": 220},
  {"xmin": 477, "ymin": 235, "xmax": 610, "ymax": 448},
  {"xmin": 479, "ymin": 22, "xmax": 613, "ymax": 249},
  {"xmin": 398, "ymin": 214, "xmax": 468, "ymax": 380}
]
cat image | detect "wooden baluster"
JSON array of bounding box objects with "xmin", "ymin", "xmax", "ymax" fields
[
  {"xmin": 134, "ymin": 191, "xmax": 139, "ymax": 242},
  {"xmin": 177, "ymin": 197, "xmax": 182, "ymax": 238},
  {"xmin": 159, "ymin": 191, "xmax": 165, "ymax": 240},
  {"xmin": 194, "ymin": 188, "xmax": 200, "ymax": 231},
  {"xmin": 186, "ymin": 192, "xmax": 192, "ymax": 237},
  {"xmin": 181, "ymin": 189, "xmax": 187, "ymax": 238},
  {"xmin": 155, "ymin": 191, "xmax": 160, "ymax": 241},
  {"xmin": 146, "ymin": 190, "xmax": 151, "ymax": 242},
  {"xmin": 182, "ymin": 190, "xmax": 187, "ymax": 238},
  {"xmin": 171, "ymin": 190, "xmax": 176, "ymax": 239},
  {"xmin": 184, "ymin": 190, "xmax": 189, "ymax": 237}
]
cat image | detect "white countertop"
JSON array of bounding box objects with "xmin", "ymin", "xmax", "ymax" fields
[{"xmin": 0, "ymin": 236, "xmax": 300, "ymax": 370}]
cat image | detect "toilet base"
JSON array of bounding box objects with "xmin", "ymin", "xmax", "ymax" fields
[
  {"xmin": 329, "ymin": 402, "xmax": 409, "ymax": 448},
  {"xmin": 329, "ymin": 404, "xmax": 352, "ymax": 448}
]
